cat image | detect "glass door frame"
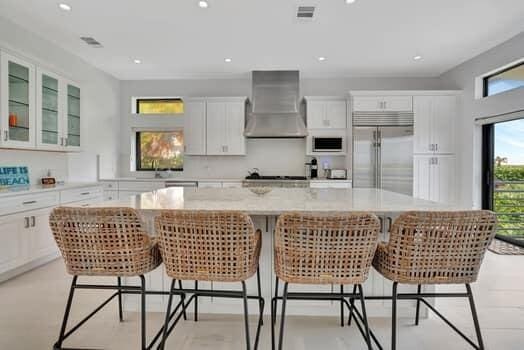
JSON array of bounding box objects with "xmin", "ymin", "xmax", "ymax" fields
[
  {"xmin": 482, "ymin": 121, "xmax": 524, "ymax": 248},
  {"xmin": 36, "ymin": 67, "xmax": 64, "ymax": 150}
]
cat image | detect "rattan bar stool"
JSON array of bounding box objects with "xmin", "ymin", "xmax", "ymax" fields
[
  {"xmin": 155, "ymin": 210, "xmax": 265, "ymax": 350},
  {"xmin": 372, "ymin": 210, "xmax": 497, "ymax": 350},
  {"xmin": 272, "ymin": 212, "xmax": 381, "ymax": 350},
  {"xmin": 49, "ymin": 207, "xmax": 167, "ymax": 350}
]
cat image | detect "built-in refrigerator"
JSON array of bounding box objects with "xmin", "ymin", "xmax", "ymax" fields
[{"xmin": 353, "ymin": 118, "xmax": 414, "ymax": 195}]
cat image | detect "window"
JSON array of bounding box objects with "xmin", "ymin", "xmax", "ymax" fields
[
  {"xmin": 136, "ymin": 98, "xmax": 184, "ymax": 114},
  {"xmin": 136, "ymin": 131, "xmax": 184, "ymax": 171},
  {"xmin": 483, "ymin": 62, "xmax": 524, "ymax": 97}
]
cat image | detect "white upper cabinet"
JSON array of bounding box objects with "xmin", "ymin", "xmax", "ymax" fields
[
  {"xmin": 306, "ymin": 97, "xmax": 347, "ymax": 129},
  {"xmin": 183, "ymin": 100, "xmax": 207, "ymax": 155},
  {"xmin": 1, "ymin": 50, "xmax": 82, "ymax": 152},
  {"xmin": 353, "ymin": 96, "xmax": 412, "ymax": 112},
  {"xmin": 413, "ymin": 95, "xmax": 458, "ymax": 154},
  {"xmin": 205, "ymin": 99, "xmax": 246, "ymax": 156},
  {"xmin": 0, "ymin": 52, "xmax": 36, "ymax": 149},
  {"xmin": 64, "ymin": 81, "xmax": 82, "ymax": 151},
  {"xmin": 36, "ymin": 68, "xmax": 63, "ymax": 150}
]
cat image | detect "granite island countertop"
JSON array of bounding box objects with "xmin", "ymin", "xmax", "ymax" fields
[{"xmin": 88, "ymin": 187, "xmax": 460, "ymax": 215}]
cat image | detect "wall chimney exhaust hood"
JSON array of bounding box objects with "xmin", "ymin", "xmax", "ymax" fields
[{"xmin": 244, "ymin": 70, "xmax": 307, "ymax": 138}]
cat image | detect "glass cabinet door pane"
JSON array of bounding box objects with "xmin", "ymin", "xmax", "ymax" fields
[
  {"xmin": 8, "ymin": 61, "xmax": 30, "ymax": 142},
  {"xmin": 67, "ymin": 84, "xmax": 80, "ymax": 147},
  {"xmin": 41, "ymin": 74, "xmax": 59, "ymax": 145}
]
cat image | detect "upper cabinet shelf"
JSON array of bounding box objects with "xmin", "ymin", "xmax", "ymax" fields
[{"xmin": 0, "ymin": 50, "xmax": 82, "ymax": 152}]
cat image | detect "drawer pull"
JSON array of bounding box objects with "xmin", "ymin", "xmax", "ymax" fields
[
  {"xmin": 31, "ymin": 216, "xmax": 36, "ymax": 227},
  {"xmin": 80, "ymin": 192, "xmax": 90, "ymax": 195},
  {"xmin": 22, "ymin": 200, "xmax": 37, "ymax": 205},
  {"xmin": 24, "ymin": 217, "xmax": 30, "ymax": 228}
]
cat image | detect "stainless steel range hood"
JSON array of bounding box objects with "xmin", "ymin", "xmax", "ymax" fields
[{"xmin": 244, "ymin": 71, "xmax": 307, "ymax": 138}]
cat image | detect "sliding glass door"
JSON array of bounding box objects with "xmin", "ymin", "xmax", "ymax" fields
[{"xmin": 483, "ymin": 118, "xmax": 524, "ymax": 246}]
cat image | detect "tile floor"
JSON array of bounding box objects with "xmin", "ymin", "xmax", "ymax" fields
[{"xmin": 1, "ymin": 252, "xmax": 523, "ymax": 349}]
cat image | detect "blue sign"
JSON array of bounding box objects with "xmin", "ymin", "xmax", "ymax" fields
[{"xmin": 0, "ymin": 166, "xmax": 30, "ymax": 187}]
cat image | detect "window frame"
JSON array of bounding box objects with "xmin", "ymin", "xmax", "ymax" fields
[
  {"xmin": 135, "ymin": 130, "xmax": 184, "ymax": 172},
  {"xmin": 483, "ymin": 61, "xmax": 524, "ymax": 97},
  {"xmin": 134, "ymin": 97, "xmax": 184, "ymax": 114}
]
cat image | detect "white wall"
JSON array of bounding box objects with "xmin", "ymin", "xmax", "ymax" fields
[
  {"xmin": 439, "ymin": 32, "xmax": 524, "ymax": 208},
  {"xmin": 0, "ymin": 16, "xmax": 121, "ymax": 184},
  {"xmin": 119, "ymin": 77, "xmax": 445, "ymax": 179}
]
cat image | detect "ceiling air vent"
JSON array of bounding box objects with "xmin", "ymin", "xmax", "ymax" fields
[
  {"xmin": 80, "ymin": 37, "xmax": 103, "ymax": 48},
  {"xmin": 296, "ymin": 6, "xmax": 315, "ymax": 20}
]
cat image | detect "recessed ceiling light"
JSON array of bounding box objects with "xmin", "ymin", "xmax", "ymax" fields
[
  {"xmin": 133, "ymin": 59, "xmax": 142, "ymax": 64},
  {"xmin": 413, "ymin": 55, "xmax": 423, "ymax": 61},
  {"xmin": 224, "ymin": 58, "xmax": 232, "ymax": 63},
  {"xmin": 318, "ymin": 56, "xmax": 326, "ymax": 61},
  {"xmin": 198, "ymin": 1, "xmax": 209, "ymax": 8},
  {"xmin": 59, "ymin": 3, "xmax": 71, "ymax": 11},
  {"xmin": 345, "ymin": 0, "xmax": 356, "ymax": 4}
]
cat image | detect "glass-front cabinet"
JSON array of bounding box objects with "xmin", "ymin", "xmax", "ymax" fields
[
  {"xmin": 36, "ymin": 68, "xmax": 62, "ymax": 150},
  {"xmin": 66, "ymin": 83, "xmax": 81, "ymax": 149},
  {"xmin": 0, "ymin": 52, "xmax": 36, "ymax": 148},
  {"xmin": 1, "ymin": 50, "xmax": 82, "ymax": 152}
]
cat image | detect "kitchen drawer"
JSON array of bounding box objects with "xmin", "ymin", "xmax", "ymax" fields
[
  {"xmin": 117, "ymin": 181, "xmax": 165, "ymax": 192},
  {"xmin": 0, "ymin": 191, "xmax": 59, "ymax": 216},
  {"xmin": 198, "ymin": 181, "xmax": 222, "ymax": 188},
  {"xmin": 100, "ymin": 181, "xmax": 118, "ymax": 190},
  {"xmin": 222, "ymin": 181, "xmax": 243, "ymax": 188},
  {"xmin": 60, "ymin": 186, "xmax": 103, "ymax": 204},
  {"xmin": 310, "ymin": 181, "xmax": 352, "ymax": 189}
]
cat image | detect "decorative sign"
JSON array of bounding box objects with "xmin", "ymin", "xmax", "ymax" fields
[{"xmin": 0, "ymin": 166, "xmax": 30, "ymax": 187}]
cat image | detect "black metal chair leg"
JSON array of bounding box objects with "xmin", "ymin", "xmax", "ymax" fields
[
  {"xmin": 340, "ymin": 285, "xmax": 345, "ymax": 327},
  {"xmin": 277, "ymin": 282, "xmax": 289, "ymax": 350},
  {"xmin": 271, "ymin": 277, "xmax": 279, "ymax": 350},
  {"xmin": 348, "ymin": 284, "xmax": 357, "ymax": 325},
  {"xmin": 358, "ymin": 284, "xmax": 372, "ymax": 350},
  {"xmin": 241, "ymin": 281, "xmax": 252, "ymax": 350},
  {"xmin": 159, "ymin": 279, "xmax": 176, "ymax": 350},
  {"xmin": 178, "ymin": 280, "xmax": 187, "ymax": 321},
  {"xmin": 257, "ymin": 268, "xmax": 264, "ymax": 326},
  {"xmin": 466, "ymin": 284, "xmax": 485, "ymax": 350},
  {"xmin": 140, "ymin": 275, "xmax": 147, "ymax": 350},
  {"xmin": 392, "ymin": 282, "xmax": 398, "ymax": 350},
  {"xmin": 54, "ymin": 276, "xmax": 78, "ymax": 349},
  {"xmin": 415, "ymin": 284, "xmax": 422, "ymax": 326},
  {"xmin": 194, "ymin": 280, "xmax": 199, "ymax": 322},
  {"xmin": 272, "ymin": 277, "xmax": 279, "ymax": 325},
  {"xmin": 117, "ymin": 277, "xmax": 124, "ymax": 322},
  {"xmin": 254, "ymin": 271, "xmax": 265, "ymax": 350}
]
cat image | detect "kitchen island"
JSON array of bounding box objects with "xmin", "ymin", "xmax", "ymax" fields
[{"xmin": 88, "ymin": 187, "xmax": 459, "ymax": 317}]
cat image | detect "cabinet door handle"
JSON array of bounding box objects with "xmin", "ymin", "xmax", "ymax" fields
[
  {"xmin": 31, "ymin": 216, "xmax": 36, "ymax": 227},
  {"xmin": 24, "ymin": 217, "xmax": 30, "ymax": 228},
  {"xmin": 22, "ymin": 200, "xmax": 37, "ymax": 205},
  {"xmin": 3, "ymin": 130, "xmax": 8, "ymax": 141},
  {"xmin": 80, "ymin": 192, "xmax": 90, "ymax": 195},
  {"xmin": 383, "ymin": 101, "xmax": 387, "ymax": 109},
  {"xmin": 434, "ymin": 157, "xmax": 439, "ymax": 165},
  {"xmin": 224, "ymin": 145, "xmax": 228, "ymax": 153},
  {"xmin": 435, "ymin": 144, "xmax": 438, "ymax": 152}
]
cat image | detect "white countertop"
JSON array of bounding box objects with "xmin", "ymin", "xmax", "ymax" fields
[
  {"xmin": 0, "ymin": 182, "xmax": 101, "ymax": 198},
  {"xmin": 99, "ymin": 177, "xmax": 243, "ymax": 182},
  {"xmin": 90, "ymin": 187, "xmax": 457, "ymax": 215}
]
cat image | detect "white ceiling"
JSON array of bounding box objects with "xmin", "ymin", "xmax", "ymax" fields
[{"xmin": 0, "ymin": 0, "xmax": 523, "ymax": 80}]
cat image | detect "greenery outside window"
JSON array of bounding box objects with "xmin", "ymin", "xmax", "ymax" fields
[
  {"xmin": 136, "ymin": 98, "xmax": 184, "ymax": 114},
  {"xmin": 483, "ymin": 62, "xmax": 524, "ymax": 97},
  {"xmin": 136, "ymin": 131, "xmax": 184, "ymax": 171}
]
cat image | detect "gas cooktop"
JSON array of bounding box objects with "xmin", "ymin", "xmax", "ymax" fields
[{"xmin": 244, "ymin": 175, "xmax": 308, "ymax": 180}]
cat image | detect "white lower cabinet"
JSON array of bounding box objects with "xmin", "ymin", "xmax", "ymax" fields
[
  {"xmin": 0, "ymin": 184, "xmax": 103, "ymax": 282},
  {"xmin": 0, "ymin": 214, "xmax": 24, "ymax": 275},
  {"xmin": 414, "ymin": 155, "xmax": 456, "ymax": 204}
]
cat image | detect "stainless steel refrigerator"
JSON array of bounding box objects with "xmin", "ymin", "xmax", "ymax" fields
[{"xmin": 353, "ymin": 124, "xmax": 414, "ymax": 195}]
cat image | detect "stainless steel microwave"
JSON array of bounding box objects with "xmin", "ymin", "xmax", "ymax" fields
[{"xmin": 312, "ymin": 137, "xmax": 344, "ymax": 152}]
